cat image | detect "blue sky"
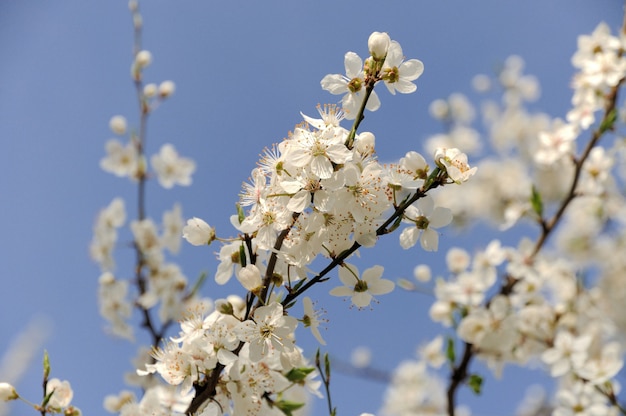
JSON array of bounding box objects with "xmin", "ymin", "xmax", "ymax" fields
[{"xmin": 0, "ymin": 1, "xmax": 623, "ymax": 415}]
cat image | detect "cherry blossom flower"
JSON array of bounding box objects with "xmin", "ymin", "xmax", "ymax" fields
[
  {"xmin": 234, "ymin": 302, "xmax": 297, "ymax": 362},
  {"xmin": 301, "ymin": 296, "xmax": 326, "ymax": 345},
  {"xmin": 541, "ymin": 331, "xmax": 592, "ymax": 377},
  {"xmin": 100, "ymin": 139, "xmax": 139, "ymax": 178},
  {"xmin": 161, "ymin": 203, "xmax": 183, "ymax": 253},
  {"xmin": 321, "ymin": 51, "xmax": 381, "ymax": 119},
  {"xmin": 381, "ymin": 40, "xmax": 424, "ymax": 95},
  {"xmin": 399, "ymin": 195, "xmax": 452, "ymax": 251},
  {"xmin": 329, "ymin": 264, "xmax": 394, "ymax": 308},
  {"xmin": 150, "ymin": 143, "xmax": 196, "ymax": 189},
  {"xmin": 434, "ymin": 147, "xmax": 477, "ymax": 184},
  {"xmin": 46, "ymin": 378, "xmax": 74, "ymax": 409}
]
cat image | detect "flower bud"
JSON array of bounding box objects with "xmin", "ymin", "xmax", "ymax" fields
[
  {"xmin": 109, "ymin": 115, "xmax": 127, "ymax": 135},
  {"xmin": 356, "ymin": 131, "xmax": 375, "ymax": 155},
  {"xmin": 0, "ymin": 383, "xmax": 18, "ymax": 401},
  {"xmin": 158, "ymin": 80, "xmax": 176, "ymax": 98},
  {"xmin": 237, "ymin": 264, "xmax": 263, "ymax": 293},
  {"xmin": 182, "ymin": 217, "xmax": 216, "ymax": 246},
  {"xmin": 143, "ymin": 83, "xmax": 157, "ymax": 98},
  {"xmin": 135, "ymin": 50, "xmax": 152, "ymax": 68},
  {"xmin": 368, "ymin": 31, "xmax": 391, "ymax": 60}
]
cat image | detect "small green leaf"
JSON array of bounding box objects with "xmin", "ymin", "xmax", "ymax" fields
[
  {"xmin": 324, "ymin": 353, "xmax": 331, "ymax": 381},
  {"xmin": 467, "ymin": 373, "xmax": 483, "ymax": 395},
  {"xmin": 236, "ymin": 203, "xmax": 245, "ymax": 224},
  {"xmin": 275, "ymin": 399, "xmax": 305, "ymax": 416},
  {"xmin": 386, "ymin": 214, "xmax": 404, "ymax": 234},
  {"xmin": 530, "ymin": 185, "xmax": 543, "ymax": 217},
  {"xmin": 43, "ymin": 350, "xmax": 51, "ymax": 380},
  {"xmin": 599, "ymin": 108, "xmax": 618, "ymax": 134},
  {"xmin": 285, "ymin": 367, "xmax": 315, "ymax": 383},
  {"xmin": 239, "ymin": 244, "xmax": 247, "ymax": 268},
  {"xmin": 187, "ymin": 271, "xmax": 207, "ymax": 299},
  {"xmin": 446, "ymin": 337, "xmax": 455, "ymax": 364}
]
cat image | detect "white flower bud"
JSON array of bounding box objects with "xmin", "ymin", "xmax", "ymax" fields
[
  {"xmin": 158, "ymin": 80, "xmax": 176, "ymax": 98},
  {"xmin": 143, "ymin": 83, "xmax": 157, "ymax": 98},
  {"xmin": 413, "ymin": 264, "xmax": 431, "ymax": 282},
  {"xmin": 0, "ymin": 383, "xmax": 18, "ymax": 401},
  {"xmin": 135, "ymin": 50, "xmax": 152, "ymax": 68},
  {"xmin": 109, "ymin": 115, "xmax": 127, "ymax": 135},
  {"xmin": 128, "ymin": 0, "xmax": 138, "ymax": 12},
  {"xmin": 237, "ymin": 264, "xmax": 263, "ymax": 293},
  {"xmin": 356, "ymin": 131, "xmax": 375, "ymax": 155},
  {"xmin": 99, "ymin": 271, "xmax": 116, "ymax": 285},
  {"xmin": 182, "ymin": 217, "xmax": 215, "ymax": 246},
  {"xmin": 368, "ymin": 31, "xmax": 391, "ymax": 60}
]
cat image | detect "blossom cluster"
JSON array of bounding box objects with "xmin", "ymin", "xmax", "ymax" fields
[
  {"xmin": 378, "ymin": 21, "xmax": 626, "ymax": 416},
  {"xmin": 135, "ymin": 31, "xmax": 476, "ymax": 415}
]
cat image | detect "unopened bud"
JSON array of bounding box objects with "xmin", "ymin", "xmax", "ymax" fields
[
  {"xmin": 109, "ymin": 115, "xmax": 127, "ymax": 135},
  {"xmin": 368, "ymin": 31, "xmax": 391, "ymax": 61},
  {"xmin": 158, "ymin": 80, "xmax": 176, "ymax": 98},
  {"xmin": 0, "ymin": 383, "xmax": 18, "ymax": 401},
  {"xmin": 356, "ymin": 131, "xmax": 375, "ymax": 155},
  {"xmin": 237, "ymin": 264, "xmax": 263, "ymax": 294},
  {"xmin": 143, "ymin": 83, "xmax": 157, "ymax": 98},
  {"xmin": 135, "ymin": 50, "xmax": 152, "ymax": 68},
  {"xmin": 182, "ymin": 217, "xmax": 216, "ymax": 246}
]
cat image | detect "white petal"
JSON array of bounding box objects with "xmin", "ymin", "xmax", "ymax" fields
[
  {"xmin": 399, "ymin": 227, "xmax": 419, "ymax": 249},
  {"xmin": 429, "ymin": 207, "xmax": 453, "ymax": 228},
  {"xmin": 321, "ymin": 74, "xmax": 348, "ymax": 95},
  {"xmin": 344, "ymin": 52, "xmax": 363, "ymax": 78},
  {"xmin": 399, "ymin": 59, "xmax": 424, "ymax": 81},
  {"xmin": 420, "ymin": 229, "xmax": 439, "ymax": 252}
]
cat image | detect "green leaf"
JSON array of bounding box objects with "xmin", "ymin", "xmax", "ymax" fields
[
  {"xmin": 236, "ymin": 203, "xmax": 245, "ymax": 224},
  {"xmin": 324, "ymin": 353, "xmax": 331, "ymax": 380},
  {"xmin": 446, "ymin": 337, "xmax": 456, "ymax": 364},
  {"xmin": 188, "ymin": 271, "xmax": 207, "ymax": 299},
  {"xmin": 599, "ymin": 108, "xmax": 617, "ymax": 134},
  {"xmin": 467, "ymin": 373, "xmax": 483, "ymax": 395},
  {"xmin": 43, "ymin": 350, "xmax": 50, "ymax": 379},
  {"xmin": 530, "ymin": 185, "xmax": 543, "ymax": 217},
  {"xmin": 275, "ymin": 399, "xmax": 305, "ymax": 416},
  {"xmin": 285, "ymin": 367, "xmax": 315, "ymax": 383},
  {"xmin": 386, "ymin": 214, "xmax": 404, "ymax": 234},
  {"xmin": 239, "ymin": 243, "xmax": 247, "ymax": 268}
]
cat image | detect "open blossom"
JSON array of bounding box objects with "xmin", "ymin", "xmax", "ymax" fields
[
  {"xmin": 541, "ymin": 331, "xmax": 592, "ymax": 377},
  {"xmin": 302, "ymin": 296, "xmax": 326, "ymax": 345},
  {"xmin": 381, "ymin": 40, "xmax": 424, "ymax": 95},
  {"xmin": 330, "ymin": 264, "xmax": 394, "ymax": 308},
  {"xmin": 399, "ymin": 195, "xmax": 452, "ymax": 251},
  {"xmin": 234, "ymin": 302, "xmax": 297, "ymax": 362},
  {"xmin": 46, "ymin": 378, "xmax": 74, "ymax": 409},
  {"xmin": 287, "ymin": 127, "xmax": 353, "ymax": 180},
  {"xmin": 100, "ymin": 138, "xmax": 139, "ymax": 178},
  {"xmin": 434, "ymin": 147, "xmax": 477, "ymax": 183},
  {"xmin": 150, "ymin": 144, "xmax": 196, "ymax": 188},
  {"xmin": 321, "ymin": 51, "xmax": 381, "ymax": 119}
]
